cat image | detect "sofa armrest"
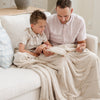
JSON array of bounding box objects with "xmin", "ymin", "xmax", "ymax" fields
[{"xmin": 86, "ymin": 34, "xmax": 98, "ymax": 54}]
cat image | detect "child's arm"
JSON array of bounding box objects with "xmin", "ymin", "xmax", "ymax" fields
[
  {"xmin": 34, "ymin": 40, "xmax": 54, "ymax": 56},
  {"xmin": 19, "ymin": 43, "xmax": 39, "ymax": 57},
  {"xmin": 34, "ymin": 40, "xmax": 52, "ymax": 54}
]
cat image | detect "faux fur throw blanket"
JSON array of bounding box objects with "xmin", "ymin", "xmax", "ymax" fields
[{"xmin": 13, "ymin": 44, "xmax": 100, "ymax": 100}]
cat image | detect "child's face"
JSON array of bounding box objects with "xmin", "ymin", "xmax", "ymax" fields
[{"xmin": 31, "ymin": 19, "xmax": 46, "ymax": 35}]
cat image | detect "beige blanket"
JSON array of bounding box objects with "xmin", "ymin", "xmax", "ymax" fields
[{"xmin": 13, "ymin": 44, "xmax": 100, "ymax": 100}]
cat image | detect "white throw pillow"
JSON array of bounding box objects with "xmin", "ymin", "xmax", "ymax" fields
[
  {"xmin": 0, "ymin": 14, "xmax": 31, "ymax": 49},
  {"xmin": 0, "ymin": 20, "xmax": 13, "ymax": 68}
]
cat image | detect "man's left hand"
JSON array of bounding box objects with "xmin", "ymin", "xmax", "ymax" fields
[{"xmin": 76, "ymin": 43, "xmax": 86, "ymax": 53}]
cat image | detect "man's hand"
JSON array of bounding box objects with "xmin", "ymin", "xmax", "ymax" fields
[{"xmin": 76, "ymin": 43, "xmax": 86, "ymax": 53}]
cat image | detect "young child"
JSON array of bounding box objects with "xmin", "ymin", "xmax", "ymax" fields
[{"xmin": 13, "ymin": 10, "xmax": 53, "ymax": 66}]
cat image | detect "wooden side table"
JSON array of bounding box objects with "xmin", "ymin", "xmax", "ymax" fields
[{"xmin": 0, "ymin": 7, "xmax": 45, "ymax": 16}]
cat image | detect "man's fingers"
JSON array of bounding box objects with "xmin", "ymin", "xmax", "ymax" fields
[{"xmin": 76, "ymin": 47, "xmax": 84, "ymax": 52}]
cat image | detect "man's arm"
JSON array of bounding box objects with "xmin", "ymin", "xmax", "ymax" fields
[{"xmin": 76, "ymin": 16, "xmax": 87, "ymax": 53}]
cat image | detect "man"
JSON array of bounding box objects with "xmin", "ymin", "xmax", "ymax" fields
[
  {"xmin": 45, "ymin": 0, "xmax": 86, "ymax": 53},
  {"xmin": 44, "ymin": 0, "xmax": 100, "ymax": 99}
]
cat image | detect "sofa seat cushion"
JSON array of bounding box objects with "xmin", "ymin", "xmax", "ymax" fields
[{"xmin": 0, "ymin": 66, "xmax": 41, "ymax": 100}]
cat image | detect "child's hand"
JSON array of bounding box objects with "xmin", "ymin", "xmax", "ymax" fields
[
  {"xmin": 43, "ymin": 47, "xmax": 54, "ymax": 56},
  {"xmin": 33, "ymin": 52, "xmax": 40, "ymax": 57},
  {"xmin": 35, "ymin": 44, "xmax": 47, "ymax": 54}
]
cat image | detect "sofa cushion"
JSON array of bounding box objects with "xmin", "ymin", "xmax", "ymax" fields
[
  {"xmin": 0, "ymin": 66, "xmax": 41, "ymax": 100},
  {"xmin": 0, "ymin": 11, "xmax": 51, "ymax": 49},
  {"xmin": 0, "ymin": 20, "xmax": 13, "ymax": 68},
  {"xmin": 0, "ymin": 14, "xmax": 30, "ymax": 49}
]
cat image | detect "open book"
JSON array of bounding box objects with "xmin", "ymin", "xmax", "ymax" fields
[{"xmin": 47, "ymin": 44, "xmax": 76, "ymax": 56}]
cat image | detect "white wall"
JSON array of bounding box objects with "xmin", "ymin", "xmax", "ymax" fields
[
  {"xmin": 0, "ymin": 0, "xmax": 16, "ymax": 8},
  {"xmin": 92, "ymin": 0, "xmax": 100, "ymax": 41},
  {"xmin": 72, "ymin": 0, "xmax": 100, "ymax": 42},
  {"xmin": 30, "ymin": 0, "xmax": 48, "ymax": 10},
  {"xmin": 47, "ymin": 0, "xmax": 57, "ymax": 13}
]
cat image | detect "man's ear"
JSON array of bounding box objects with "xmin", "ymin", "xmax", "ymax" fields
[{"xmin": 71, "ymin": 8, "xmax": 73, "ymax": 13}]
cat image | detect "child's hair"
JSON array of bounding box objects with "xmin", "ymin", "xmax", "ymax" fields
[{"xmin": 30, "ymin": 10, "xmax": 47, "ymax": 24}]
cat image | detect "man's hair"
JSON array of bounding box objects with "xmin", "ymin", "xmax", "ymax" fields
[
  {"xmin": 56, "ymin": 0, "xmax": 72, "ymax": 8},
  {"xmin": 30, "ymin": 10, "xmax": 47, "ymax": 24}
]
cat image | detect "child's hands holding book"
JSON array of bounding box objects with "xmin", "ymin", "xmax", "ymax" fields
[{"xmin": 34, "ymin": 44, "xmax": 47, "ymax": 54}]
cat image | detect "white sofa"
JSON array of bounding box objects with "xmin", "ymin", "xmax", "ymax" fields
[{"xmin": 0, "ymin": 12, "xmax": 98, "ymax": 100}]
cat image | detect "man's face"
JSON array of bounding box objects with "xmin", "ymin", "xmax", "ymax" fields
[{"xmin": 56, "ymin": 6, "xmax": 73, "ymax": 24}]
